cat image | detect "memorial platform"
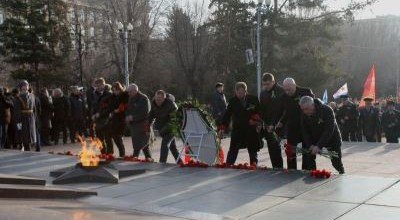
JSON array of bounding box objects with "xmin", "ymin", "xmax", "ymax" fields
[{"xmin": 0, "ymin": 140, "xmax": 399, "ymax": 219}]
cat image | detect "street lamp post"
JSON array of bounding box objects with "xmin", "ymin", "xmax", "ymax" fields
[
  {"xmin": 256, "ymin": 0, "xmax": 271, "ymax": 97},
  {"xmin": 117, "ymin": 22, "xmax": 133, "ymax": 87}
]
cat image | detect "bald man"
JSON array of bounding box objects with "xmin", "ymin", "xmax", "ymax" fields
[
  {"xmin": 277, "ymin": 78, "xmax": 314, "ymax": 169},
  {"xmin": 299, "ymin": 96, "xmax": 344, "ymax": 173}
]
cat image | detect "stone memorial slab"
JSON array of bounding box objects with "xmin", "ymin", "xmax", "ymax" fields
[
  {"xmin": 297, "ymin": 175, "xmax": 397, "ymax": 203},
  {"xmin": 167, "ymin": 190, "xmax": 288, "ymax": 219},
  {"xmin": 0, "ymin": 184, "xmax": 96, "ymax": 199},
  {"xmin": 366, "ymin": 181, "xmax": 400, "ymax": 207},
  {"xmin": 338, "ymin": 204, "xmax": 400, "ymax": 220},
  {"xmin": 0, "ymin": 173, "xmax": 46, "ymax": 185},
  {"xmin": 248, "ymin": 199, "xmax": 358, "ymax": 220},
  {"xmin": 222, "ymin": 170, "xmax": 335, "ymax": 198}
]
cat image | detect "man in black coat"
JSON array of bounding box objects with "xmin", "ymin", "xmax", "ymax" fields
[
  {"xmin": 336, "ymin": 95, "xmax": 359, "ymax": 142},
  {"xmin": 52, "ymin": 88, "xmax": 70, "ymax": 145},
  {"xmin": 150, "ymin": 90, "xmax": 181, "ymax": 163},
  {"xmin": 259, "ymin": 73, "xmax": 284, "ymax": 168},
  {"xmin": 359, "ymin": 97, "xmax": 381, "ymax": 142},
  {"xmin": 277, "ymin": 78, "xmax": 314, "ymax": 169},
  {"xmin": 91, "ymin": 78, "xmax": 113, "ymax": 153},
  {"xmin": 38, "ymin": 88, "xmax": 53, "ymax": 146},
  {"xmin": 0, "ymin": 88, "xmax": 13, "ymax": 149},
  {"xmin": 300, "ymin": 96, "xmax": 345, "ymax": 174},
  {"xmin": 211, "ymin": 83, "xmax": 227, "ymax": 125},
  {"xmin": 69, "ymin": 86, "xmax": 87, "ymax": 142},
  {"xmin": 381, "ymin": 100, "xmax": 400, "ymax": 143},
  {"xmin": 219, "ymin": 82, "xmax": 262, "ymax": 165}
]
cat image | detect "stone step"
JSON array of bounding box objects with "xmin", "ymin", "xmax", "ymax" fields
[
  {"xmin": 0, "ymin": 184, "xmax": 97, "ymax": 199},
  {"xmin": 0, "ymin": 173, "xmax": 46, "ymax": 186}
]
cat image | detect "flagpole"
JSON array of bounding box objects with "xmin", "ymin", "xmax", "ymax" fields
[{"xmin": 396, "ymin": 47, "xmax": 399, "ymax": 101}]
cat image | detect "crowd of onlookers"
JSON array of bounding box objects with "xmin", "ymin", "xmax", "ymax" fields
[{"xmin": 328, "ymin": 96, "xmax": 400, "ymax": 143}]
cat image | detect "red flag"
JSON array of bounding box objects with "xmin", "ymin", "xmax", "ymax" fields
[{"xmin": 360, "ymin": 65, "xmax": 376, "ymax": 107}]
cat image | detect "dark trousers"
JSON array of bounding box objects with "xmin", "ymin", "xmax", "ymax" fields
[
  {"xmin": 286, "ymin": 125, "xmax": 302, "ymax": 169},
  {"xmin": 69, "ymin": 120, "xmax": 85, "ymax": 142},
  {"xmin": 52, "ymin": 121, "xmax": 68, "ymax": 144},
  {"xmin": 159, "ymin": 134, "xmax": 181, "ymax": 163},
  {"xmin": 264, "ymin": 131, "xmax": 283, "ymax": 168},
  {"xmin": 302, "ymin": 146, "xmax": 345, "ymax": 174},
  {"xmin": 95, "ymin": 128, "xmax": 113, "ymax": 154},
  {"xmin": 341, "ymin": 127, "xmax": 358, "ymax": 142},
  {"xmin": 110, "ymin": 134, "xmax": 125, "ymax": 157},
  {"xmin": 386, "ymin": 134, "xmax": 398, "ymax": 143},
  {"xmin": 226, "ymin": 146, "xmax": 258, "ymax": 165},
  {"xmin": 35, "ymin": 127, "xmax": 41, "ymax": 152},
  {"xmin": 40, "ymin": 126, "xmax": 51, "ymax": 145},
  {"xmin": 286, "ymin": 140, "xmax": 299, "ymax": 170},
  {"xmin": 133, "ymin": 145, "xmax": 152, "ymax": 158},
  {"xmin": 365, "ymin": 135, "xmax": 377, "ymax": 142},
  {"xmin": 0, "ymin": 123, "xmax": 8, "ymax": 149}
]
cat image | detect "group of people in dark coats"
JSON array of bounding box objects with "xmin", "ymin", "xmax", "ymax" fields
[
  {"xmin": 331, "ymin": 95, "xmax": 399, "ymax": 144},
  {"xmin": 212, "ymin": 74, "xmax": 345, "ymax": 173},
  {"xmin": 0, "ymin": 79, "xmax": 182, "ymax": 164},
  {"xmin": 88, "ymin": 78, "xmax": 181, "ymax": 163}
]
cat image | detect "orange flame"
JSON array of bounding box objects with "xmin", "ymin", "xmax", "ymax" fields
[{"xmin": 77, "ymin": 136, "xmax": 103, "ymax": 167}]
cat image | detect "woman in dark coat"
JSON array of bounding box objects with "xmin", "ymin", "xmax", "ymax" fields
[
  {"xmin": 107, "ymin": 82, "xmax": 129, "ymax": 157},
  {"xmin": 125, "ymin": 84, "xmax": 153, "ymax": 160},
  {"xmin": 52, "ymin": 88, "xmax": 70, "ymax": 145},
  {"xmin": 219, "ymin": 82, "xmax": 262, "ymax": 165},
  {"xmin": 13, "ymin": 80, "xmax": 37, "ymax": 151}
]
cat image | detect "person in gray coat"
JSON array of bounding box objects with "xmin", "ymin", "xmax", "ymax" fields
[
  {"xmin": 13, "ymin": 80, "xmax": 37, "ymax": 151},
  {"xmin": 125, "ymin": 84, "xmax": 153, "ymax": 160}
]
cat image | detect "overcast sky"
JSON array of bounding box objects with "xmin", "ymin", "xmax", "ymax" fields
[
  {"xmin": 177, "ymin": 0, "xmax": 400, "ymax": 20},
  {"xmin": 328, "ymin": 0, "xmax": 400, "ymax": 19}
]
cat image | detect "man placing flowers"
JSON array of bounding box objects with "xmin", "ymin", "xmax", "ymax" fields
[
  {"xmin": 218, "ymin": 82, "xmax": 262, "ymax": 166},
  {"xmin": 299, "ymin": 96, "xmax": 345, "ymax": 174}
]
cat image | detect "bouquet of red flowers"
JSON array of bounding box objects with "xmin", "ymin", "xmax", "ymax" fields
[
  {"xmin": 284, "ymin": 142, "xmax": 296, "ymax": 160},
  {"xmin": 249, "ymin": 113, "xmax": 263, "ymax": 126},
  {"xmin": 180, "ymin": 160, "xmax": 209, "ymax": 168},
  {"xmin": 99, "ymin": 153, "xmax": 115, "ymax": 161},
  {"xmin": 123, "ymin": 156, "xmax": 154, "ymax": 163},
  {"xmin": 310, "ymin": 169, "xmax": 332, "ymax": 179},
  {"xmin": 214, "ymin": 162, "xmax": 257, "ymax": 170},
  {"xmin": 56, "ymin": 151, "xmax": 75, "ymax": 156}
]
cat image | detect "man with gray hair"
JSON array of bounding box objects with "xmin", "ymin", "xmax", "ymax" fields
[
  {"xmin": 125, "ymin": 84, "xmax": 153, "ymax": 161},
  {"xmin": 277, "ymin": 77, "xmax": 314, "ymax": 169},
  {"xmin": 299, "ymin": 96, "xmax": 345, "ymax": 174}
]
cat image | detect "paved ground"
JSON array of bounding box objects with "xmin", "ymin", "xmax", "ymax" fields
[
  {"xmin": 40, "ymin": 137, "xmax": 400, "ymax": 177},
  {"xmin": 0, "ymin": 139, "xmax": 399, "ymax": 219}
]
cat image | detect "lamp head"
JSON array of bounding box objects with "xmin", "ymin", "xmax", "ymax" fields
[{"xmin": 117, "ymin": 21, "xmax": 124, "ymax": 31}]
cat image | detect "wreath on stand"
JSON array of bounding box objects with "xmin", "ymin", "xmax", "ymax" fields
[{"xmin": 167, "ymin": 99, "xmax": 224, "ymax": 165}]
